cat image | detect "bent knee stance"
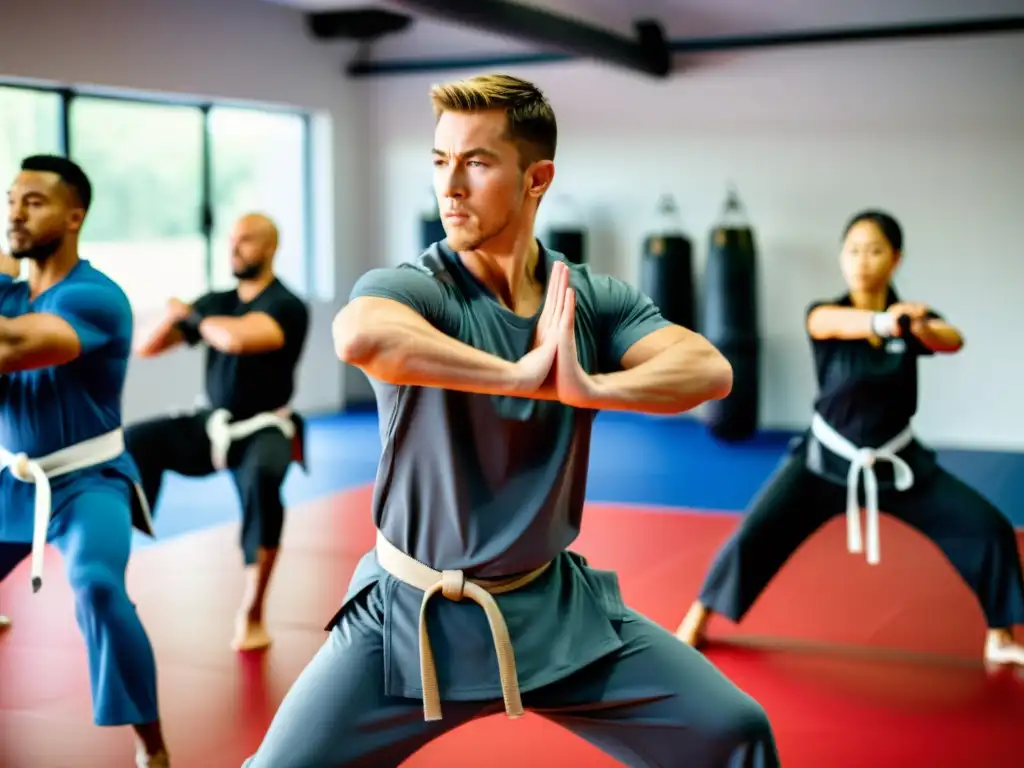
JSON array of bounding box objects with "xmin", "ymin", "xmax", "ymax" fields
[
  {"xmin": 234, "ymin": 436, "xmax": 292, "ymax": 564},
  {"xmin": 54, "ymin": 483, "xmax": 164, "ymax": 725},
  {"xmin": 69, "ymin": 560, "xmax": 125, "ymax": 611},
  {"xmin": 703, "ymin": 698, "xmax": 777, "ymax": 767}
]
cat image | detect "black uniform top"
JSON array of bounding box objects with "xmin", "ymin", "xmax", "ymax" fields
[
  {"xmin": 797, "ymin": 286, "xmax": 941, "ymax": 489},
  {"xmin": 189, "ymin": 278, "xmax": 309, "ymax": 420}
]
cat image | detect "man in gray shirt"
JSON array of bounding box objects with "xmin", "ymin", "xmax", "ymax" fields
[{"xmin": 243, "ymin": 73, "xmax": 779, "ymax": 768}]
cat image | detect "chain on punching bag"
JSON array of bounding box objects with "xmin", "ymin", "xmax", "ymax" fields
[
  {"xmin": 420, "ymin": 190, "xmax": 446, "ymax": 249},
  {"xmin": 542, "ymin": 195, "xmax": 587, "ymax": 264},
  {"xmin": 702, "ymin": 186, "xmax": 760, "ymax": 442},
  {"xmin": 640, "ymin": 194, "xmax": 696, "ymax": 331}
]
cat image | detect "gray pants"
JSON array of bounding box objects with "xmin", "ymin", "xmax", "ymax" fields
[{"xmin": 243, "ymin": 589, "xmax": 780, "ymax": 767}]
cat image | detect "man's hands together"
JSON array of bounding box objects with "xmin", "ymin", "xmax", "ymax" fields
[{"xmin": 511, "ymin": 261, "xmax": 599, "ymax": 408}]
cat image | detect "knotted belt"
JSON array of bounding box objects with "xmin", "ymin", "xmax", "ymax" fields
[
  {"xmin": 374, "ymin": 530, "xmax": 551, "ymax": 721},
  {"xmin": 810, "ymin": 413, "xmax": 914, "ymax": 565},
  {"xmin": 205, "ymin": 407, "xmax": 294, "ymax": 470},
  {"xmin": 0, "ymin": 429, "xmax": 128, "ymax": 592}
]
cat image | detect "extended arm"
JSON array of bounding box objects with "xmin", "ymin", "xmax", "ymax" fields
[
  {"xmin": 0, "ymin": 281, "xmax": 130, "ymax": 373},
  {"xmin": 135, "ymin": 307, "xmax": 186, "ymax": 358},
  {"xmin": 334, "ymin": 296, "xmax": 530, "ymax": 395},
  {"xmin": 195, "ymin": 312, "xmax": 286, "ymax": 355},
  {"xmin": 137, "ymin": 295, "xmax": 288, "ymax": 357},
  {"xmin": 560, "ymin": 274, "xmax": 731, "ymax": 415},
  {"xmin": 585, "ymin": 325, "xmax": 732, "ymax": 414},
  {"xmin": 334, "ymin": 266, "xmax": 555, "ymax": 397},
  {"xmin": 909, "ymin": 315, "xmax": 963, "ymax": 353},
  {"xmin": 808, "ymin": 300, "xmax": 963, "ymax": 353},
  {"xmin": 806, "ymin": 305, "xmax": 879, "ymax": 340},
  {"xmin": 0, "ymin": 313, "xmax": 83, "ymax": 373}
]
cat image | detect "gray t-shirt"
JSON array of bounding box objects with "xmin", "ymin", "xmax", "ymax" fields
[{"xmin": 333, "ymin": 240, "xmax": 670, "ymax": 701}]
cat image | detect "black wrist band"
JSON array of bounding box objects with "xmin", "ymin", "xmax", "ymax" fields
[{"xmin": 175, "ymin": 310, "xmax": 204, "ymax": 346}]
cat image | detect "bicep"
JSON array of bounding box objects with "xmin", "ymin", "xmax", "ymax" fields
[
  {"xmin": 348, "ymin": 266, "xmax": 455, "ymax": 334},
  {"xmin": 619, "ymin": 324, "xmax": 706, "ymax": 369},
  {"xmin": 592, "ymin": 274, "xmax": 672, "ymax": 371}
]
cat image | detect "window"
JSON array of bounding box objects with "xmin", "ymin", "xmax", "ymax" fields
[
  {"xmin": 0, "ymin": 81, "xmax": 319, "ymax": 315},
  {"xmin": 0, "ymin": 87, "xmax": 62, "ymax": 277},
  {"xmin": 208, "ymin": 107, "xmax": 309, "ymax": 295},
  {"xmin": 69, "ymin": 97, "xmax": 206, "ymax": 319}
]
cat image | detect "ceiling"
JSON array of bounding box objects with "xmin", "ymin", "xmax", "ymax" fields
[{"xmin": 260, "ymin": 0, "xmax": 1024, "ymax": 64}]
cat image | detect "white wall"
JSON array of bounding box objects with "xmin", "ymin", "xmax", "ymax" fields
[
  {"xmin": 0, "ymin": 0, "xmax": 373, "ymax": 420},
  {"xmin": 3, "ymin": 2, "xmax": 1021, "ymax": 450},
  {"xmin": 363, "ymin": 33, "xmax": 1024, "ymax": 450}
]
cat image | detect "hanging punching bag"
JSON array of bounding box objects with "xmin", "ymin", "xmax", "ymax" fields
[
  {"xmin": 640, "ymin": 194, "xmax": 696, "ymax": 331},
  {"xmin": 420, "ymin": 190, "xmax": 446, "ymax": 249},
  {"xmin": 702, "ymin": 187, "xmax": 760, "ymax": 442},
  {"xmin": 543, "ymin": 195, "xmax": 587, "ymax": 264}
]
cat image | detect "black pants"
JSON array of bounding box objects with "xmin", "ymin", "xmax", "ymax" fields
[
  {"xmin": 124, "ymin": 412, "xmax": 294, "ymax": 565},
  {"xmin": 698, "ymin": 455, "xmax": 1024, "ymax": 629}
]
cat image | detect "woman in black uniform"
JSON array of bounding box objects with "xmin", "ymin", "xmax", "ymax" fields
[{"xmin": 676, "ymin": 210, "xmax": 1024, "ymax": 666}]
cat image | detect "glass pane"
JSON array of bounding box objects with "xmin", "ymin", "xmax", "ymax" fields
[
  {"xmin": 208, "ymin": 107, "xmax": 308, "ymax": 296},
  {"xmin": 0, "ymin": 87, "xmax": 62, "ymax": 272},
  {"xmin": 69, "ymin": 97, "xmax": 205, "ymax": 318}
]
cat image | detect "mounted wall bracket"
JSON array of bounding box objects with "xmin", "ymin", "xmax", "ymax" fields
[{"xmin": 387, "ymin": 0, "xmax": 672, "ymax": 78}]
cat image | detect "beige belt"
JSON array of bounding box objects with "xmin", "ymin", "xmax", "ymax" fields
[{"xmin": 374, "ymin": 530, "xmax": 551, "ymax": 722}]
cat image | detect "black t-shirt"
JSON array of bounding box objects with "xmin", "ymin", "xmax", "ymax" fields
[
  {"xmin": 190, "ymin": 278, "xmax": 309, "ymax": 419},
  {"xmin": 798, "ymin": 287, "xmax": 940, "ymax": 488}
]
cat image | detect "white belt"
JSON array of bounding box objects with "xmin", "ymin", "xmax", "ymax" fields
[
  {"xmin": 206, "ymin": 408, "xmax": 295, "ymax": 471},
  {"xmin": 810, "ymin": 413, "xmax": 914, "ymax": 565},
  {"xmin": 0, "ymin": 429, "xmax": 128, "ymax": 592}
]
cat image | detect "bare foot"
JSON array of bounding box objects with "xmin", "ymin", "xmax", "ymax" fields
[
  {"xmin": 136, "ymin": 748, "xmax": 170, "ymax": 768},
  {"xmin": 675, "ymin": 601, "xmax": 712, "ymax": 647},
  {"xmin": 133, "ymin": 720, "xmax": 169, "ymax": 767},
  {"xmin": 984, "ymin": 628, "xmax": 1024, "ymax": 666},
  {"xmin": 232, "ymin": 612, "xmax": 272, "ymax": 652}
]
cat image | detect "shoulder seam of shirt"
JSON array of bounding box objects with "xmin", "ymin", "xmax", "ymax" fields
[{"xmin": 405, "ymin": 243, "xmax": 456, "ymax": 287}]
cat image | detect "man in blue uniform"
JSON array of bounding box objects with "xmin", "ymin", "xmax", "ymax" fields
[
  {"xmin": 243, "ymin": 74, "xmax": 779, "ymax": 767},
  {"xmin": 0, "ymin": 155, "xmax": 170, "ymax": 767}
]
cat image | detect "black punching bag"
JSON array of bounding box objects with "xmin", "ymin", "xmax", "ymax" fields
[
  {"xmin": 702, "ymin": 187, "xmax": 760, "ymax": 442},
  {"xmin": 420, "ymin": 190, "xmax": 445, "ymax": 249},
  {"xmin": 543, "ymin": 195, "xmax": 587, "ymax": 264},
  {"xmin": 640, "ymin": 195, "xmax": 696, "ymax": 331}
]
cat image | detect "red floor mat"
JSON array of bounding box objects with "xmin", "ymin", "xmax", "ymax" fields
[{"xmin": 1, "ymin": 488, "xmax": 1022, "ymax": 767}]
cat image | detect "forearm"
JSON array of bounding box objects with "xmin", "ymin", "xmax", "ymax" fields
[
  {"xmin": 585, "ymin": 344, "xmax": 733, "ymax": 415},
  {"xmin": 911, "ymin": 318, "xmax": 963, "ymax": 353},
  {"xmin": 807, "ymin": 307, "xmax": 878, "ymax": 340},
  {"xmin": 334, "ymin": 302, "xmax": 530, "ymax": 397},
  {"xmin": 197, "ymin": 316, "xmax": 249, "ymax": 354},
  {"xmin": 0, "ymin": 318, "xmax": 20, "ymax": 372},
  {"xmin": 135, "ymin": 315, "xmax": 184, "ymax": 357}
]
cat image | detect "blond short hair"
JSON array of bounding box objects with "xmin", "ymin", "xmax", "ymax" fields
[{"xmin": 429, "ymin": 73, "xmax": 557, "ymax": 169}]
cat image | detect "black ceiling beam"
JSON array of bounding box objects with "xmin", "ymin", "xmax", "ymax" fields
[
  {"xmin": 384, "ymin": 0, "xmax": 671, "ymax": 78},
  {"xmin": 306, "ymin": 9, "xmax": 414, "ymax": 43},
  {"xmin": 347, "ymin": 13, "xmax": 1024, "ymax": 78},
  {"xmin": 671, "ymin": 14, "xmax": 1024, "ymax": 54}
]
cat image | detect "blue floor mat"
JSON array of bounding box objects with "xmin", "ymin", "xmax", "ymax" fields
[{"xmin": 138, "ymin": 410, "xmax": 1024, "ymax": 548}]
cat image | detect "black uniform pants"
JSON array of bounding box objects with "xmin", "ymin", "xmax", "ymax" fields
[
  {"xmin": 698, "ymin": 455, "xmax": 1024, "ymax": 629},
  {"xmin": 124, "ymin": 411, "xmax": 293, "ymax": 565}
]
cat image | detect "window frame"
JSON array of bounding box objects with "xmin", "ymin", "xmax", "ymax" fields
[{"xmin": 1, "ymin": 79, "xmax": 315, "ymax": 302}]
